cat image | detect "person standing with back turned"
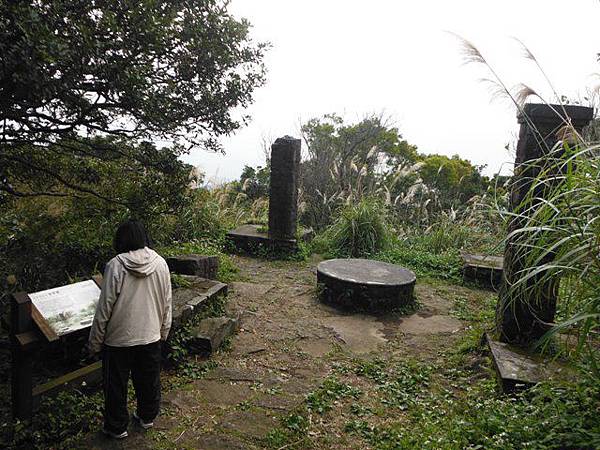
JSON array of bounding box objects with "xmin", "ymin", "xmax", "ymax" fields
[{"xmin": 88, "ymin": 220, "xmax": 172, "ymax": 439}]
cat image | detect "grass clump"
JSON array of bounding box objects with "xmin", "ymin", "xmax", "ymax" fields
[
  {"xmin": 349, "ymin": 359, "xmax": 432, "ymax": 411},
  {"xmin": 315, "ymin": 198, "xmax": 389, "ymax": 258},
  {"xmin": 376, "ymin": 239, "xmax": 463, "ymax": 281},
  {"xmin": 500, "ymin": 145, "xmax": 600, "ymax": 373}
]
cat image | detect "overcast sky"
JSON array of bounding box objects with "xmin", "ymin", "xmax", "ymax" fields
[{"xmin": 182, "ymin": 0, "xmax": 600, "ymax": 184}]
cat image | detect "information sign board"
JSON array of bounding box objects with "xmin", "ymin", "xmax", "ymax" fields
[{"xmin": 29, "ymin": 280, "xmax": 101, "ymax": 336}]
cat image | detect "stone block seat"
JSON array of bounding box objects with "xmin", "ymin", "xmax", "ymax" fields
[{"xmin": 166, "ymin": 255, "xmax": 219, "ymax": 279}]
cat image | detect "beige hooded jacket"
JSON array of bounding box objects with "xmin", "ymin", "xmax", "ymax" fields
[{"xmin": 88, "ymin": 247, "xmax": 172, "ymax": 354}]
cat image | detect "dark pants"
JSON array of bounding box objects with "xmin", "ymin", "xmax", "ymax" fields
[{"xmin": 102, "ymin": 341, "xmax": 162, "ymax": 433}]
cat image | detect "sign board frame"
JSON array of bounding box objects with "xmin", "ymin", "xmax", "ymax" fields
[{"xmin": 10, "ymin": 275, "xmax": 104, "ymax": 420}]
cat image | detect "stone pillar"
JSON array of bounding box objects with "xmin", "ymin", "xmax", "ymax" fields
[
  {"xmin": 268, "ymin": 136, "xmax": 301, "ymax": 240},
  {"xmin": 497, "ymin": 103, "xmax": 593, "ymax": 345}
]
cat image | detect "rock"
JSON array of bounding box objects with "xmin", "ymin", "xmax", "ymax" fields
[
  {"xmin": 167, "ymin": 255, "xmax": 219, "ymax": 278},
  {"xmin": 188, "ymin": 317, "xmax": 238, "ymax": 354}
]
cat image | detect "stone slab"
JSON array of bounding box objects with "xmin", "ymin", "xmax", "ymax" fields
[
  {"xmin": 252, "ymin": 393, "xmax": 301, "ymax": 412},
  {"xmin": 321, "ymin": 315, "xmax": 387, "ymax": 354},
  {"xmin": 317, "ymin": 259, "xmax": 416, "ymax": 311},
  {"xmin": 162, "ymin": 389, "xmax": 203, "ymax": 411},
  {"xmin": 220, "ymin": 409, "xmax": 280, "ymax": 440},
  {"xmin": 189, "ymin": 317, "xmax": 238, "ymax": 355},
  {"xmin": 192, "ymin": 434, "xmax": 252, "ymax": 450},
  {"xmin": 226, "ymin": 224, "xmax": 312, "ymax": 256},
  {"xmin": 318, "ymin": 259, "xmax": 416, "ymax": 286},
  {"xmin": 398, "ymin": 314, "xmax": 463, "ymax": 335},
  {"xmin": 193, "ymin": 379, "xmax": 254, "ymax": 407},
  {"xmin": 171, "ymin": 277, "xmax": 228, "ymax": 328},
  {"xmin": 486, "ymin": 334, "xmax": 576, "ymax": 393},
  {"xmin": 462, "ymin": 253, "xmax": 503, "ymax": 290},
  {"xmin": 204, "ymin": 367, "xmax": 265, "ymax": 383},
  {"xmin": 167, "ymin": 255, "xmax": 219, "ymax": 279}
]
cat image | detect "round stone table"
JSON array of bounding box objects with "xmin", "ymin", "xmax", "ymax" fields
[{"xmin": 317, "ymin": 259, "xmax": 416, "ymax": 312}]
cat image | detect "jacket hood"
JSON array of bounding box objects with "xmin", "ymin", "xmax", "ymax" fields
[{"xmin": 117, "ymin": 247, "xmax": 161, "ymax": 278}]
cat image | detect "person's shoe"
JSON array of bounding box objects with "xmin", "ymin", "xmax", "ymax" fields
[
  {"xmin": 133, "ymin": 411, "xmax": 154, "ymax": 429},
  {"xmin": 102, "ymin": 427, "xmax": 128, "ymax": 439}
]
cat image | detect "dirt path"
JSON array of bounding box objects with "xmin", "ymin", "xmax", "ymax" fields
[{"xmin": 85, "ymin": 256, "xmax": 492, "ymax": 449}]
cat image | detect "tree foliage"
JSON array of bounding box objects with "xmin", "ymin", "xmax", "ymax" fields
[
  {"xmin": 0, "ymin": 0, "xmax": 267, "ymax": 200},
  {"xmin": 419, "ymin": 154, "xmax": 488, "ymax": 207},
  {"xmin": 239, "ymin": 164, "xmax": 270, "ymax": 201},
  {"xmin": 300, "ymin": 114, "xmax": 415, "ymax": 228},
  {"xmin": 298, "ymin": 114, "xmax": 489, "ymax": 229}
]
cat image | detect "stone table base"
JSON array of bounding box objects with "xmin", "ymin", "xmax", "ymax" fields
[{"xmin": 317, "ymin": 258, "xmax": 416, "ymax": 312}]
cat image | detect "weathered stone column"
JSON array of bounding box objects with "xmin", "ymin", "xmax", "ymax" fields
[
  {"xmin": 497, "ymin": 103, "xmax": 593, "ymax": 345},
  {"xmin": 268, "ymin": 136, "xmax": 301, "ymax": 240}
]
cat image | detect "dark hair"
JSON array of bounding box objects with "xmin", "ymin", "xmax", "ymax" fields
[{"xmin": 113, "ymin": 220, "xmax": 149, "ymax": 254}]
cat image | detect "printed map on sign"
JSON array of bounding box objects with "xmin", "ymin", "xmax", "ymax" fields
[{"xmin": 29, "ymin": 280, "xmax": 101, "ymax": 336}]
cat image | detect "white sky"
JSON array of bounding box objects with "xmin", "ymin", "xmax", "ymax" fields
[{"xmin": 182, "ymin": 0, "xmax": 600, "ymax": 184}]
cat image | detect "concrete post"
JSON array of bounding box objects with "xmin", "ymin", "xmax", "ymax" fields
[
  {"xmin": 268, "ymin": 136, "xmax": 301, "ymax": 240},
  {"xmin": 497, "ymin": 103, "xmax": 593, "ymax": 345}
]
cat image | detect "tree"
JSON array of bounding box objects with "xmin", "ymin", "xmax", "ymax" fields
[
  {"xmin": 0, "ymin": 0, "xmax": 267, "ymax": 200},
  {"xmin": 239, "ymin": 164, "xmax": 270, "ymax": 201},
  {"xmin": 300, "ymin": 114, "xmax": 414, "ymax": 229},
  {"xmin": 298, "ymin": 114, "xmax": 491, "ymax": 229}
]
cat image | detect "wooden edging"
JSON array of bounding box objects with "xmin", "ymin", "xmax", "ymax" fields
[{"xmin": 32, "ymin": 361, "xmax": 102, "ymax": 404}]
